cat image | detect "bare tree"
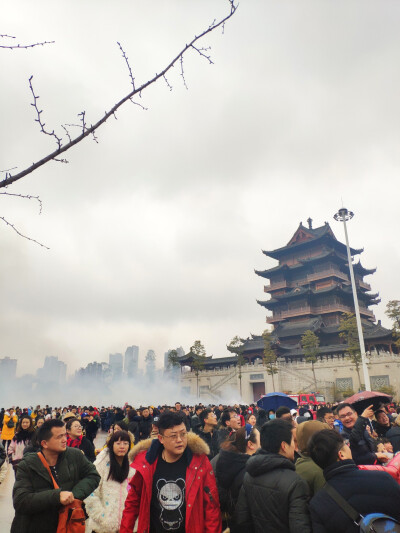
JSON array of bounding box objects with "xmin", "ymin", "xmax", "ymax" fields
[{"xmin": 1, "ymin": 1, "xmax": 237, "ymax": 246}]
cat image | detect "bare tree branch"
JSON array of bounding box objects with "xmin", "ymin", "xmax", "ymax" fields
[
  {"xmin": 0, "ymin": 216, "xmax": 49, "ymax": 248},
  {"xmin": 0, "ymin": 191, "xmax": 43, "ymax": 213},
  {"xmin": 0, "ymin": 34, "xmax": 54, "ymax": 50},
  {"xmin": 29, "ymin": 76, "xmax": 63, "ymax": 149},
  {"xmin": 117, "ymin": 41, "xmax": 135, "ymax": 90},
  {"xmin": 0, "ymin": 0, "xmax": 237, "ymax": 189}
]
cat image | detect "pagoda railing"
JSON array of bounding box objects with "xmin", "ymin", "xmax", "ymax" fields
[
  {"xmin": 358, "ymin": 280, "xmax": 371, "ymax": 291},
  {"xmin": 267, "ymin": 303, "xmax": 375, "ymax": 323},
  {"xmin": 307, "ymin": 269, "xmax": 349, "ymax": 283}
]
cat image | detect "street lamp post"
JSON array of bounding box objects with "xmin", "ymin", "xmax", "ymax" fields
[{"xmin": 333, "ymin": 207, "xmax": 371, "ymax": 391}]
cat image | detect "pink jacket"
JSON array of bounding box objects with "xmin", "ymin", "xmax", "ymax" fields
[{"xmin": 358, "ymin": 454, "xmax": 400, "ymax": 483}]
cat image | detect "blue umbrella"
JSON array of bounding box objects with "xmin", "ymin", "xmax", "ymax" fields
[{"xmin": 257, "ymin": 392, "xmax": 297, "ymax": 412}]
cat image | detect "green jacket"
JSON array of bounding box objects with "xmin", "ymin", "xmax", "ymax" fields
[
  {"xmin": 12, "ymin": 447, "xmax": 100, "ymax": 533},
  {"xmin": 295, "ymin": 454, "xmax": 325, "ymax": 497}
]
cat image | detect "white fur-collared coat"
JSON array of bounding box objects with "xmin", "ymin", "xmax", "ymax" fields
[{"xmin": 84, "ymin": 448, "xmax": 135, "ymax": 533}]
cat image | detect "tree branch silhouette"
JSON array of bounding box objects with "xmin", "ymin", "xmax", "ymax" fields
[{"xmin": 1, "ymin": 0, "xmax": 237, "ymax": 190}]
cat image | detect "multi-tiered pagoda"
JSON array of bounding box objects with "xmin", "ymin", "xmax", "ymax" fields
[{"xmin": 246, "ymin": 219, "xmax": 395, "ymax": 361}]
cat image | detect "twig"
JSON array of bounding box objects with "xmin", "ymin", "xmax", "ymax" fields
[
  {"xmin": 0, "ymin": 216, "xmax": 49, "ymax": 248},
  {"xmin": 179, "ymin": 55, "xmax": 188, "ymax": 89},
  {"xmin": 129, "ymin": 97, "xmax": 148, "ymax": 110},
  {"xmin": 78, "ymin": 111, "xmax": 87, "ymax": 134},
  {"xmin": 29, "ymin": 76, "xmax": 62, "ymax": 149},
  {"xmin": 117, "ymin": 41, "xmax": 135, "ymax": 89},
  {"xmin": 61, "ymin": 125, "xmax": 72, "ymax": 143},
  {"xmin": 1, "ymin": 0, "xmax": 237, "ymax": 189},
  {"xmin": 163, "ymin": 74, "xmax": 173, "ymax": 91},
  {"xmin": 191, "ymin": 45, "xmax": 213, "ymax": 64},
  {"xmin": 0, "ymin": 191, "xmax": 43, "ymax": 213},
  {"xmin": 0, "ymin": 40, "xmax": 54, "ymax": 50}
]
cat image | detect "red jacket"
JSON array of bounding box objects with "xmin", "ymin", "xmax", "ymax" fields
[{"xmin": 120, "ymin": 432, "xmax": 222, "ymax": 533}]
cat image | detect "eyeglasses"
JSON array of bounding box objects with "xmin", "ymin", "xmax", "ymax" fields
[
  {"xmin": 338, "ymin": 412, "xmax": 354, "ymax": 420},
  {"xmin": 162, "ymin": 431, "xmax": 188, "ymax": 441}
]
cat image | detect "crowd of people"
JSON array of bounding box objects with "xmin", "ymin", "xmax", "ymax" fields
[{"xmin": 1, "ymin": 398, "xmax": 400, "ymax": 532}]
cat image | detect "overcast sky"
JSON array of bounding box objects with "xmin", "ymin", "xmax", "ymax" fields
[{"xmin": 2, "ymin": 0, "xmax": 400, "ymax": 377}]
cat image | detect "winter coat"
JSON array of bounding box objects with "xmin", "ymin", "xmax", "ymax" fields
[
  {"xmin": 68, "ymin": 435, "xmax": 96, "ymax": 462},
  {"xmin": 85, "ymin": 448, "xmax": 135, "ymax": 533},
  {"xmin": 120, "ymin": 431, "xmax": 222, "ymax": 533},
  {"xmin": 341, "ymin": 416, "xmax": 377, "ymax": 465},
  {"xmin": 138, "ymin": 415, "xmax": 153, "ymax": 441},
  {"xmin": 1, "ymin": 412, "xmax": 18, "ymax": 441},
  {"xmin": 128, "ymin": 419, "xmax": 140, "ymax": 443},
  {"xmin": 295, "ymin": 454, "xmax": 325, "ymax": 496},
  {"xmin": 309, "ymin": 459, "xmax": 400, "ymax": 533},
  {"xmin": 386, "ymin": 426, "xmax": 400, "ymax": 453},
  {"xmin": 235, "ymin": 449, "xmax": 311, "ymax": 533},
  {"xmin": 198, "ymin": 428, "xmax": 220, "ymax": 459},
  {"xmin": 11, "ymin": 447, "xmax": 100, "ymax": 533},
  {"xmin": 216, "ymin": 449, "xmax": 249, "ymax": 514},
  {"xmin": 215, "ymin": 449, "xmax": 249, "ymax": 533}
]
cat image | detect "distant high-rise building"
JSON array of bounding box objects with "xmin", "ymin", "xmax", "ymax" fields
[
  {"xmin": 37, "ymin": 356, "xmax": 67, "ymax": 384},
  {"xmin": 0, "ymin": 356, "xmax": 17, "ymax": 380},
  {"xmin": 124, "ymin": 346, "xmax": 139, "ymax": 377},
  {"xmin": 145, "ymin": 349, "xmax": 156, "ymax": 376},
  {"xmin": 164, "ymin": 346, "xmax": 185, "ymax": 370},
  {"xmin": 109, "ymin": 353, "xmax": 123, "ymax": 380}
]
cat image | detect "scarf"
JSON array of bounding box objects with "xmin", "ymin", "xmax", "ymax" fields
[{"xmin": 67, "ymin": 434, "xmax": 83, "ymax": 448}]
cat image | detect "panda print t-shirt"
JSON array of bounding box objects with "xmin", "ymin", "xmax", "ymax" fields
[{"xmin": 150, "ymin": 452, "xmax": 187, "ymax": 532}]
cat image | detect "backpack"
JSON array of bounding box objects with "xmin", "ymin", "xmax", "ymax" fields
[
  {"xmin": 7, "ymin": 418, "xmax": 15, "ymax": 428},
  {"xmin": 324, "ymin": 483, "xmax": 400, "ymax": 533}
]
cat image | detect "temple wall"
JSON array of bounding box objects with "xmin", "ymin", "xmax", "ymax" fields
[{"xmin": 179, "ymin": 351, "xmax": 400, "ymax": 404}]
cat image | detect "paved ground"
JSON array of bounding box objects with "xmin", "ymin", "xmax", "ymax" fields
[{"xmin": 0, "ymin": 431, "xmax": 107, "ymax": 532}]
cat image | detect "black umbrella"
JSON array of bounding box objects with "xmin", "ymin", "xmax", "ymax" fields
[{"xmin": 344, "ymin": 390, "xmax": 392, "ymax": 415}]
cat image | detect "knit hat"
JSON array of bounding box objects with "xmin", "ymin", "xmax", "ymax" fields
[{"xmin": 296, "ymin": 420, "xmax": 329, "ymax": 454}]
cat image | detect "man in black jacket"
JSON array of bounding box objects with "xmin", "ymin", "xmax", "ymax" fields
[
  {"xmin": 198, "ymin": 408, "xmax": 219, "ymax": 459},
  {"xmin": 236, "ymin": 419, "xmax": 311, "ymax": 533},
  {"xmin": 337, "ymin": 403, "xmax": 387, "ymax": 465},
  {"xmin": 308, "ymin": 428, "xmax": 400, "ymax": 533}
]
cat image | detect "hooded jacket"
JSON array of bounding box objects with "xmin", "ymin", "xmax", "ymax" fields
[
  {"xmin": 85, "ymin": 448, "xmax": 135, "ymax": 533},
  {"xmin": 309, "ymin": 459, "xmax": 400, "ymax": 533},
  {"xmin": 11, "ymin": 447, "xmax": 100, "ymax": 533},
  {"xmin": 235, "ymin": 450, "xmax": 311, "ymax": 533},
  {"xmin": 120, "ymin": 432, "xmax": 222, "ymax": 533},
  {"xmin": 2, "ymin": 412, "xmax": 18, "ymax": 441}
]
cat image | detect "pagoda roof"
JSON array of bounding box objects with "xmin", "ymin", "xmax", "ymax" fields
[
  {"xmin": 262, "ymin": 222, "xmax": 363, "ymax": 260},
  {"xmin": 362, "ymin": 320, "xmax": 393, "ymax": 340},
  {"xmin": 274, "ymin": 317, "xmax": 324, "ymax": 338},
  {"xmin": 258, "ymin": 282, "xmax": 379, "ymax": 310},
  {"xmin": 256, "ymin": 249, "xmax": 353, "ymax": 279},
  {"xmin": 177, "ymin": 351, "xmax": 213, "ymax": 365},
  {"xmin": 353, "ymin": 261, "xmax": 376, "ymax": 276}
]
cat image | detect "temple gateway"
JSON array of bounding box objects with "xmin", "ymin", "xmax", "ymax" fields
[{"xmin": 178, "ymin": 220, "xmax": 399, "ymax": 402}]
